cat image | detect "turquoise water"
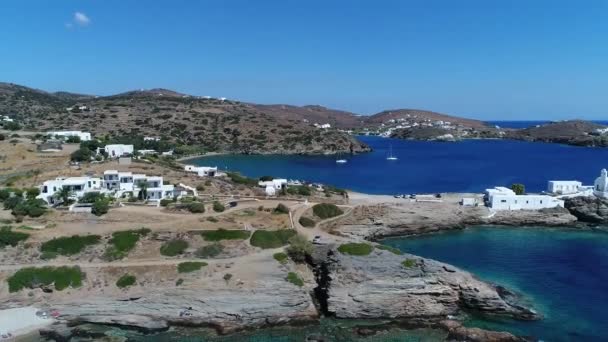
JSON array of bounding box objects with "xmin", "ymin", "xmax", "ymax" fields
[
  {"xmin": 189, "ymin": 136, "xmax": 608, "ymax": 194},
  {"xmin": 382, "ymin": 227, "xmax": 608, "ymax": 342}
]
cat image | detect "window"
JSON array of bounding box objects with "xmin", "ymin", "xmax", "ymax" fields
[
  {"xmin": 43, "ymin": 186, "xmax": 48, "ymax": 193},
  {"xmin": 540, "ymin": 200, "xmax": 543, "ymax": 204},
  {"xmin": 501, "ymin": 199, "xmax": 507, "ymax": 203}
]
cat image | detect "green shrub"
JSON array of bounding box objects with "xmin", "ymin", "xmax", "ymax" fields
[
  {"xmin": 223, "ymin": 273, "xmax": 232, "ymax": 283},
  {"xmin": 273, "ymin": 203, "xmax": 289, "ymax": 214},
  {"xmin": 40, "ymin": 235, "xmax": 100, "ymax": 256},
  {"xmin": 160, "ymin": 199, "xmax": 173, "ymax": 207},
  {"xmin": 376, "ymin": 244, "xmax": 402, "ymax": 255},
  {"xmin": 286, "ymin": 185, "xmax": 311, "ymax": 196},
  {"xmin": 70, "ymin": 148, "xmax": 93, "ymax": 162},
  {"xmin": 25, "ymin": 188, "xmax": 40, "ymax": 200},
  {"xmin": 286, "ymin": 272, "xmax": 304, "ymax": 287},
  {"xmin": 286, "ymin": 234, "xmax": 313, "ymax": 263},
  {"xmin": 104, "ymin": 228, "xmax": 150, "ymax": 260},
  {"xmin": 0, "ymin": 227, "xmax": 29, "ymax": 248},
  {"xmin": 79, "ymin": 192, "xmax": 105, "ymax": 204},
  {"xmin": 337, "ymin": 243, "xmax": 374, "ymax": 256},
  {"xmin": 250, "ymin": 229, "xmax": 296, "ymax": 249},
  {"xmin": 160, "ymin": 239, "xmax": 189, "ymax": 256},
  {"xmin": 200, "ymin": 229, "xmax": 250, "ymax": 241},
  {"xmin": 273, "ymin": 252, "xmax": 288, "ymax": 264},
  {"xmin": 176, "ymin": 278, "xmax": 184, "ymax": 286},
  {"xmin": 227, "ymin": 172, "xmax": 257, "ymax": 186},
  {"xmin": 206, "ymin": 216, "xmax": 219, "ymax": 223},
  {"xmin": 177, "ymin": 261, "xmax": 208, "ymax": 273},
  {"xmin": 8, "ymin": 266, "xmax": 85, "ymax": 292},
  {"xmin": 40, "ymin": 251, "xmax": 58, "ymax": 260},
  {"xmin": 196, "ymin": 184, "xmax": 205, "ymax": 191},
  {"xmin": 298, "ymin": 217, "xmax": 315, "ymax": 228},
  {"xmin": 212, "ymin": 201, "xmax": 225, "ymax": 212},
  {"xmin": 11, "ymin": 199, "xmax": 47, "ymax": 218},
  {"xmin": 312, "ymin": 203, "xmax": 343, "ymax": 219},
  {"xmin": 116, "ymin": 274, "xmax": 136, "ymax": 288},
  {"xmin": 92, "ymin": 198, "xmax": 110, "ymax": 216},
  {"xmin": 402, "ymin": 259, "xmax": 417, "ymax": 268},
  {"xmin": 0, "ymin": 189, "xmax": 10, "ymax": 201},
  {"xmin": 195, "ymin": 244, "xmax": 224, "ymax": 258},
  {"xmin": 188, "ymin": 202, "xmax": 205, "ymax": 213}
]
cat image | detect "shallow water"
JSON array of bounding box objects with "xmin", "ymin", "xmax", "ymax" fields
[
  {"xmin": 189, "ymin": 136, "xmax": 608, "ymax": 194},
  {"xmin": 382, "ymin": 226, "xmax": 608, "ymax": 342}
]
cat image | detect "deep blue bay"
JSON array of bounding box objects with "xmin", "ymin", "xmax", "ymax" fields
[
  {"xmin": 382, "ymin": 227, "xmax": 608, "ymax": 342},
  {"xmin": 190, "ymin": 136, "xmax": 608, "ymax": 195}
]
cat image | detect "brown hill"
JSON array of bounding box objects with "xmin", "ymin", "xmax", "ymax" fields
[
  {"xmin": 366, "ymin": 109, "xmax": 489, "ymax": 129},
  {"xmin": 0, "ymin": 83, "xmax": 369, "ymax": 155},
  {"xmin": 506, "ymin": 120, "xmax": 608, "ymax": 146},
  {"xmin": 253, "ymin": 104, "xmax": 365, "ymax": 129}
]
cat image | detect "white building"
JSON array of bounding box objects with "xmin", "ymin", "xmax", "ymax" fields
[
  {"xmin": 37, "ymin": 171, "xmax": 177, "ymax": 205},
  {"xmin": 594, "ymin": 169, "xmax": 608, "ymax": 198},
  {"xmin": 37, "ymin": 176, "xmax": 103, "ymax": 204},
  {"xmin": 47, "ymin": 131, "xmax": 92, "ymax": 141},
  {"xmin": 102, "ymin": 170, "xmax": 175, "ymax": 200},
  {"xmin": 101, "ymin": 144, "xmax": 134, "ymax": 158},
  {"xmin": 1, "ymin": 115, "xmax": 13, "ymax": 122},
  {"xmin": 184, "ymin": 165, "xmax": 218, "ymax": 177},
  {"xmin": 547, "ymin": 181, "xmax": 582, "ymax": 195},
  {"xmin": 259, "ymin": 179, "xmax": 287, "ymax": 191},
  {"xmin": 143, "ymin": 136, "xmax": 160, "ymax": 142},
  {"xmin": 485, "ymin": 186, "xmax": 564, "ymax": 211}
]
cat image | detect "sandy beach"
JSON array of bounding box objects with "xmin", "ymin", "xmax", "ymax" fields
[{"xmin": 0, "ymin": 307, "xmax": 53, "ymax": 340}]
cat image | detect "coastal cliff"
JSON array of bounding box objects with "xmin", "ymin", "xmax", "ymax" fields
[
  {"xmin": 564, "ymin": 196, "xmax": 608, "ymax": 223},
  {"xmin": 311, "ymin": 246, "xmax": 538, "ymax": 323}
]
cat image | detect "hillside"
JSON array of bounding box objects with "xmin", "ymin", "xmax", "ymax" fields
[
  {"xmin": 0, "ymin": 83, "xmax": 370, "ymax": 155},
  {"xmin": 506, "ymin": 120, "xmax": 608, "ymax": 147},
  {"xmin": 366, "ymin": 109, "xmax": 489, "ymax": 129},
  {"xmin": 253, "ymin": 104, "xmax": 365, "ymax": 129}
]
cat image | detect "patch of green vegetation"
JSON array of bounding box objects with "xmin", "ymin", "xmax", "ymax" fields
[
  {"xmin": 376, "ymin": 244, "xmax": 402, "ymax": 255},
  {"xmin": 402, "ymin": 259, "xmax": 417, "ymax": 268},
  {"xmin": 285, "ymin": 234, "xmax": 313, "ymax": 263},
  {"xmin": 92, "ymin": 197, "xmax": 111, "ymax": 216},
  {"xmin": 337, "ymin": 243, "xmax": 374, "ymax": 256},
  {"xmin": 188, "ymin": 202, "xmax": 205, "ymax": 213},
  {"xmin": 8, "ymin": 266, "xmax": 85, "ymax": 292},
  {"xmin": 176, "ymin": 278, "xmax": 184, "ymax": 286},
  {"xmin": 286, "ymin": 272, "xmax": 304, "ymax": 287},
  {"xmin": 4, "ymin": 197, "xmax": 47, "ymax": 218},
  {"xmin": 312, "ymin": 203, "xmax": 343, "ymax": 219},
  {"xmin": 250, "ymin": 229, "xmax": 296, "ymax": 249},
  {"xmin": 116, "ymin": 274, "xmax": 136, "ymax": 288},
  {"xmin": 177, "ymin": 261, "xmax": 208, "ymax": 273},
  {"xmin": 227, "ymin": 172, "xmax": 257, "ymax": 186},
  {"xmin": 40, "ymin": 251, "xmax": 58, "ymax": 260},
  {"xmin": 273, "ymin": 203, "xmax": 289, "ymax": 214},
  {"xmin": 104, "ymin": 228, "xmax": 150, "ymax": 261},
  {"xmin": 298, "ymin": 217, "xmax": 315, "ymax": 228},
  {"xmin": 160, "ymin": 239, "xmax": 189, "ymax": 256},
  {"xmin": 0, "ymin": 226, "xmax": 29, "ymax": 248},
  {"xmin": 273, "ymin": 252, "xmax": 288, "ymax": 264},
  {"xmin": 200, "ymin": 229, "xmax": 250, "ymax": 241},
  {"xmin": 206, "ymin": 216, "xmax": 219, "ymax": 223},
  {"xmin": 40, "ymin": 235, "xmax": 100, "ymax": 256},
  {"xmin": 195, "ymin": 244, "xmax": 224, "ymax": 258},
  {"xmin": 212, "ymin": 201, "xmax": 225, "ymax": 212},
  {"xmin": 285, "ymin": 185, "xmax": 312, "ymax": 196}
]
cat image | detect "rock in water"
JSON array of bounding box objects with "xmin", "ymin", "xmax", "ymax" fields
[
  {"xmin": 564, "ymin": 196, "xmax": 608, "ymax": 223},
  {"xmin": 317, "ymin": 246, "xmax": 539, "ymax": 323}
]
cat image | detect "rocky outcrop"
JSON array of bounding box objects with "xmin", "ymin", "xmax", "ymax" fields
[
  {"xmin": 440, "ymin": 320, "xmax": 526, "ymax": 342},
  {"xmin": 47, "ymin": 284, "xmax": 318, "ymax": 335},
  {"xmin": 564, "ymin": 196, "xmax": 608, "ymax": 223},
  {"xmin": 486, "ymin": 207, "xmax": 577, "ymax": 226},
  {"xmin": 311, "ymin": 246, "xmax": 539, "ymax": 324}
]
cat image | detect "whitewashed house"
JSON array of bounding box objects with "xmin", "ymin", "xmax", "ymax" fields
[
  {"xmin": 100, "ymin": 144, "xmax": 134, "ymax": 158},
  {"xmin": 1, "ymin": 115, "xmax": 14, "ymax": 122},
  {"xmin": 37, "ymin": 176, "xmax": 103, "ymax": 204},
  {"xmin": 47, "ymin": 131, "xmax": 92, "ymax": 141},
  {"xmin": 594, "ymin": 169, "xmax": 608, "ymax": 198},
  {"xmin": 259, "ymin": 179, "xmax": 287, "ymax": 196},
  {"xmin": 485, "ymin": 186, "xmax": 564, "ymax": 211},
  {"xmin": 547, "ymin": 181, "xmax": 582, "ymax": 195},
  {"xmin": 102, "ymin": 170, "xmax": 174, "ymax": 201},
  {"xmin": 184, "ymin": 165, "xmax": 218, "ymax": 177},
  {"xmin": 143, "ymin": 136, "xmax": 160, "ymax": 142}
]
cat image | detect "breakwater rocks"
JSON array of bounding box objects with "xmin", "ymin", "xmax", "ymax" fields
[{"xmin": 310, "ymin": 245, "xmax": 539, "ymax": 324}]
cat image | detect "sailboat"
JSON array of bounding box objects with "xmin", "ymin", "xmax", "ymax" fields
[
  {"xmin": 386, "ymin": 145, "xmax": 398, "ymax": 161},
  {"xmin": 336, "ymin": 152, "xmax": 347, "ymax": 164}
]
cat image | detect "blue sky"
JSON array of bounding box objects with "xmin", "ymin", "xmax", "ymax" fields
[{"xmin": 0, "ymin": 1, "xmax": 607, "ymax": 120}]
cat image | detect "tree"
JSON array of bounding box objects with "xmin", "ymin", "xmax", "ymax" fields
[
  {"xmin": 70, "ymin": 148, "xmax": 93, "ymax": 162},
  {"xmin": 54, "ymin": 187, "xmax": 73, "ymax": 205},
  {"xmin": 92, "ymin": 197, "xmax": 110, "ymax": 216},
  {"xmin": 26, "ymin": 188, "xmax": 40, "ymax": 200},
  {"xmin": 137, "ymin": 183, "xmax": 148, "ymax": 201},
  {"xmin": 511, "ymin": 183, "xmax": 525, "ymax": 195}
]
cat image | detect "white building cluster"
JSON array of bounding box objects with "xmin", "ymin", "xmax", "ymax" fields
[
  {"xmin": 36, "ymin": 170, "xmax": 181, "ymax": 205},
  {"xmin": 47, "ymin": 131, "xmax": 92, "ymax": 141},
  {"xmin": 1, "ymin": 115, "xmax": 14, "ymax": 122},
  {"xmin": 485, "ymin": 186, "xmax": 564, "ymax": 211},
  {"xmin": 259, "ymin": 179, "xmax": 287, "ymax": 196}
]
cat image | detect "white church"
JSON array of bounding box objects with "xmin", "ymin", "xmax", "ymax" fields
[{"xmin": 594, "ymin": 169, "xmax": 608, "ymax": 198}]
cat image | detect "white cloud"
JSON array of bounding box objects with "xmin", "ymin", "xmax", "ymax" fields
[{"xmin": 74, "ymin": 12, "xmax": 91, "ymax": 26}]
